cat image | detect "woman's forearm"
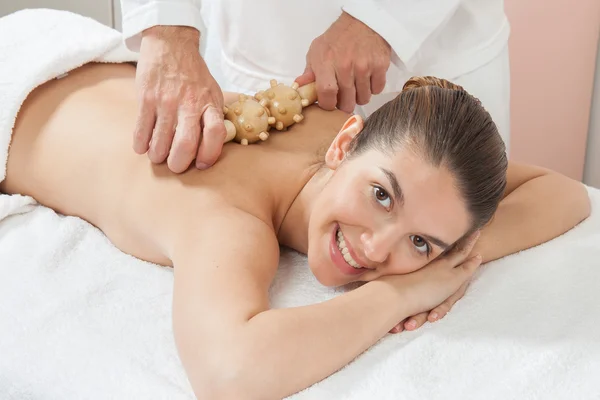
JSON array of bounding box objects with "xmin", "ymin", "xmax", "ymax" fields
[
  {"xmin": 475, "ymin": 172, "xmax": 591, "ymax": 263},
  {"xmin": 209, "ymin": 280, "xmax": 406, "ymax": 400}
]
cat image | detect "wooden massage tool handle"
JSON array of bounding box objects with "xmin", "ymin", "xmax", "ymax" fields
[{"xmin": 222, "ymin": 80, "xmax": 317, "ymax": 145}]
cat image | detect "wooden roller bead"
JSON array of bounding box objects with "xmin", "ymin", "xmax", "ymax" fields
[{"xmin": 222, "ymin": 81, "xmax": 318, "ymax": 145}]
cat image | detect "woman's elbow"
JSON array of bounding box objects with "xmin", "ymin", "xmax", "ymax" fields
[
  {"xmin": 572, "ymin": 181, "xmax": 592, "ymax": 223},
  {"xmin": 182, "ymin": 345, "xmax": 266, "ymax": 400},
  {"xmin": 554, "ymin": 174, "xmax": 592, "ymax": 226}
]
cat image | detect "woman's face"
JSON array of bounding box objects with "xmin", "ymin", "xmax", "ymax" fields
[{"xmin": 307, "ymin": 116, "xmax": 472, "ymax": 287}]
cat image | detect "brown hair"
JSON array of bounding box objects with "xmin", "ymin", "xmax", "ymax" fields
[{"xmin": 348, "ymin": 76, "xmax": 508, "ymax": 236}]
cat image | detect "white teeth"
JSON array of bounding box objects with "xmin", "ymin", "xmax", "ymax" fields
[{"xmin": 336, "ymin": 228, "xmax": 363, "ymax": 269}]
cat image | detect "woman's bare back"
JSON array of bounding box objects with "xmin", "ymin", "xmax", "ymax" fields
[{"xmin": 0, "ymin": 62, "xmax": 348, "ymax": 265}]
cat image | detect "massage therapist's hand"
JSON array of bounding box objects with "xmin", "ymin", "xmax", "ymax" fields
[
  {"xmin": 134, "ymin": 26, "xmax": 227, "ymax": 173},
  {"xmin": 295, "ymin": 12, "xmax": 392, "ymax": 113},
  {"xmin": 384, "ymin": 231, "xmax": 482, "ymax": 334}
]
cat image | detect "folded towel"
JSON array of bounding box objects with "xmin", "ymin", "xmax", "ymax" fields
[{"xmin": 1, "ymin": 8, "xmax": 600, "ymax": 400}]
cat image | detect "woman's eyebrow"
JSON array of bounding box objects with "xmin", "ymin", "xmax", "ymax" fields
[
  {"xmin": 420, "ymin": 234, "xmax": 451, "ymax": 251},
  {"xmin": 380, "ymin": 167, "xmax": 404, "ymax": 204}
]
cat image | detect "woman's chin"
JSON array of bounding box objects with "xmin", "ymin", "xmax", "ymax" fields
[
  {"xmin": 308, "ymin": 250, "xmax": 348, "ymax": 287},
  {"xmin": 309, "ymin": 264, "xmax": 343, "ymax": 287}
]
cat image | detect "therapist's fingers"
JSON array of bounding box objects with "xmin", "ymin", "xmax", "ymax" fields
[
  {"xmin": 167, "ymin": 113, "xmax": 201, "ymax": 174},
  {"xmin": 354, "ymin": 69, "xmax": 372, "ymax": 106},
  {"xmin": 336, "ymin": 83, "xmax": 356, "ymax": 114},
  {"xmin": 370, "ymin": 68, "xmax": 387, "ymax": 95},
  {"xmin": 133, "ymin": 98, "xmax": 156, "ymax": 155},
  {"xmin": 148, "ymin": 110, "xmax": 177, "ymax": 164},
  {"xmin": 314, "ymin": 62, "xmax": 339, "ymax": 111},
  {"xmin": 295, "ymin": 67, "xmax": 316, "ymax": 87},
  {"xmin": 335, "ymin": 61, "xmax": 356, "ymax": 113},
  {"xmin": 196, "ymin": 106, "xmax": 227, "ymax": 169}
]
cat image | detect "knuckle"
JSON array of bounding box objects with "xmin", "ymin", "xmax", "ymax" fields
[
  {"xmin": 175, "ymin": 135, "xmax": 198, "ymax": 156},
  {"xmin": 203, "ymin": 142, "xmax": 224, "ymax": 163},
  {"xmin": 133, "ymin": 129, "xmax": 148, "ymax": 144},
  {"xmin": 133, "ymin": 121, "xmax": 148, "ymax": 137},
  {"xmin": 154, "ymin": 142, "xmax": 170, "ymax": 160},
  {"xmin": 356, "ymin": 93, "xmax": 371, "ymax": 106},
  {"xmin": 209, "ymin": 124, "xmax": 227, "ymax": 142},
  {"xmin": 189, "ymin": 88, "xmax": 206, "ymax": 104},
  {"xmin": 317, "ymin": 82, "xmax": 338, "ymax": 96},
  {"xmin": 337, "ymin": 58, "xmax": 352, "ymax": 73},
  {"xmin": 460, "ymin": 246, "xmax": 472, "ymax": 256},
  {"xmin": 141, "ymin": 91, "xmax": 156, "ymax": 106},
  {"xmin": 441, "ymin": 297, "xmax": 454, "ymax": 308},
  {"xmin": 181, "ymin": 92, "xmax": 199, "ymax": 108},
  {"xmin": 372, "ymin": 85, "xmax": 384, "ymax": 95},
  {"xmin": 338, "ymin": 79, "xmax": 354, "ymax": 90},
  {"xmin": 154, "ymin": 120, "xmax": 171, "ymax": 135},
  {"xmin": 148, "ymin": 148, "xmax": 168, "ymax": 164},
  {"xmin": 196, "ymin": 87, "xmax": 212, "ymax": 101},
  {"xmin": 375, "ymin": 54, "xmax": 391, "ymax": 69},
  {"xmin": 160, "ymin": 94, "xmax": 179, "ymax": 109},
  {"xmin": 435, "ymin": 307, "xmax": 448, "ymax": 318},
  {"xmin": 354, "ymin": 62, "xmax": 369, "ymax": 75},
  {"xmin": 183, "ymin": 89, "xmax": 214, "ymax": 113}
]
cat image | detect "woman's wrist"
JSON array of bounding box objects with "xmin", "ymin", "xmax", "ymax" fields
[{"xmin": 367, "ymin": 277, "xmax": 412, "ymax": 321}]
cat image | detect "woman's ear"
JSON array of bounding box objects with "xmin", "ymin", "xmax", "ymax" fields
[{"xmin": 325, "ymin": 115, "xmax": 364, "ymax": 169}]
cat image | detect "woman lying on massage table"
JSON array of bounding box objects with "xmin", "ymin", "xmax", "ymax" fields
[{"xmin": 1, "ymin": 62, "xmax": 590, "ymax": 399}]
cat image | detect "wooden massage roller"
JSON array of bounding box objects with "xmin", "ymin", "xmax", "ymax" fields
[{"xmin": 222, "ymin": 80, "xmax": 318, "ymax": 145}]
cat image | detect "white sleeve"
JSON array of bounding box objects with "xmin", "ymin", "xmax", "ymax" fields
[
  {"xmin": 342, "ymin": 0, "xmax": 461, "ymax": 69},
  {"xmin": 119, "ymin": 0, "xmax": 205, "ymax": 52}
]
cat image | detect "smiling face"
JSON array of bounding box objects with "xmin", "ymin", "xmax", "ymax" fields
[{"xmin": 306, "ymin": 116, "xmax": 472, "ymax": 287}]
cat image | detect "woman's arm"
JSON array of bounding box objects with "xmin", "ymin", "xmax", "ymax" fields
[
  {"xmin": 171, "ymin": 206, "xmax": 477, "ymax": 400},
  {"xmin": 474, "ymin": 160, "xmax": 591, "ymax": 263}
]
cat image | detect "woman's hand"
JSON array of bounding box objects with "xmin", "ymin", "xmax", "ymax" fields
[
  {"xmin": 389, "ymin": 280, "xmax": 472, "ymax": 333},
  {"xmin": 382, "ymin": 231, "xmax": 482, "ymax": 334}
]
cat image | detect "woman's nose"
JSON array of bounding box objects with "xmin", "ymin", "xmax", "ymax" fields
[{"xmin": 360, "ymin": 228, "xmax": 396, "ymax": 264}]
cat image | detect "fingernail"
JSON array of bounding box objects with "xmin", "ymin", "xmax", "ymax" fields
[
  {"xmin": 406, "ymin": 320, "xmax": 416, "ymax": 329},
  {"xmin": 196, "ymin": 162, "xmax": 209, "ymax": 170},
  {"xmin": 430, "ymin": 312, "xmax": 438, "ymax": 321}
]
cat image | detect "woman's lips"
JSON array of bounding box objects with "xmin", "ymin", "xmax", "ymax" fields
[{"xmin": 329, "ymin": 224, "xmax": 367, "ymax": 276}]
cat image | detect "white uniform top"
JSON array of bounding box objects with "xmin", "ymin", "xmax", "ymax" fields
[{"xmin": 120, "ymin": 0, "xmax": 510, "ymax": 94}]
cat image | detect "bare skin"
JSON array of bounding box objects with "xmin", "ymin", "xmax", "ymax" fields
[
  {"xmin": 2, "ymin": 62, "xmax": 346, "ymax": 265},
  {"xmin": 1, "ymin": 62, "xmax": 590, "ymax": 399}
]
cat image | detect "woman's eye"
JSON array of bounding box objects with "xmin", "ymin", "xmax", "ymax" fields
[
  {"xmin": 373, "ymin": 186, "xmax": 391, "ymax": 208},
  {"xmin": 410, "ymin": 235, "xmax": 430, "ymax": 255}
]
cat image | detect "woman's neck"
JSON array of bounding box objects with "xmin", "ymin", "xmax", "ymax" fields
[{"xmin": 277, "ymin": 165, "xmax": 332, "ymax": 254}]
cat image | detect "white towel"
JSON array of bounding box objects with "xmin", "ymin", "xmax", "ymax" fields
[{"xmin": 2, "ymin": 9, "xmax": 600, "ymax": 400}]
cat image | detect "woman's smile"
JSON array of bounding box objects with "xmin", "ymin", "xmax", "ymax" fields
[{"xmin": 329, "ymin": 224, "xmax": 372, "ymax": 276}]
